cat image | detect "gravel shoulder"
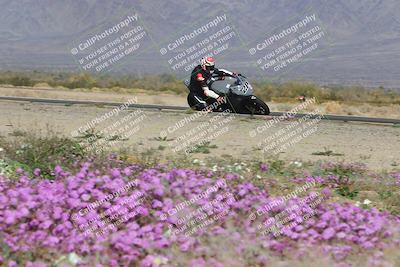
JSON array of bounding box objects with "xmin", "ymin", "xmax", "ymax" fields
[{"xmin": 1, "ymin": 100, "xmax": 399, "ymax": 171}]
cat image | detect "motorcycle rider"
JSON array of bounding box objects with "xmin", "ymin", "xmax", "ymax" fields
[{"xmin": 188, "ymin": 57, "xmax": 236, "ymax": 111}]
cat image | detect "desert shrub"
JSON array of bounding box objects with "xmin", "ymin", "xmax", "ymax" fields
[
  {"xmin": 0, "ymin": 132, "xmax": 86, "ymax": 178},
  {"xmin": 8, "ymin": 75, "xmax": 34, "ymax": 86},
  {"xmin": 63, "ymin": 73, "xmax": 98, "ymax": 89},
  {"xmin": 253, "ymin": 81, "xmax": 274, "ymax": 101},
  {"xmin": 280, "ymin": 81, "xmax": 321, "ymax": 98},
  {"xmin": 324, "ymin": 101, "xmax": 343, "ymax": 113},
  {"xmin": 0, "ymin": 72, "xmax": 35, "ymax": 86}
]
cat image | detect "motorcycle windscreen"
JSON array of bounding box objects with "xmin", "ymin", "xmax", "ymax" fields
[{"xmin": 210, "ymin": 76, "xmax": 236, "ymax": 95}]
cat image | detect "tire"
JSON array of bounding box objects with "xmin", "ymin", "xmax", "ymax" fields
[{"xmin": 245, "ymin": 96, "xmax": 270, "ymax": 115}]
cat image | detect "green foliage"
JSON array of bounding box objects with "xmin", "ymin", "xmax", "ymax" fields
[
  {"xmin": 0, "ymin": 159, "xmax": 30, "ymax": 179},
  {"xmin": 335, "ymin": 185, "xmax": 359, "ymax": 199},
  {"xmin": 331, "ymin": 175, "xmax": 359, "ymax": 199},
  {"xmin": 383, "ymin": 194, "xmax": 400, "ymax": 215},
  {"xmin": 267, "ymin": 158, "xmax": 286, "ymax": 174},
  {"xmin": 153, "ymin": 136, "xmax": 174, "ymax": 141},
  {"xmin": 0, "ymin": 133, "xmax": 86, "ymax": 179},
  {"xmin": 321, "ymin": 162, "xmax": 366, "ymax": 177},
  {"xmin": 312, "ymin": 148, "xmax": 344, "ymax": 156},
  {"xmin": 189, "ymin": 141, "xmax": 218, "ymax": 154},
  {"xmin": 378, "ymin": 190, "xmax": 393, "ymax": 200},
  {"xmin": 74, "ymin": 128, "xmax": 104, "ymax": 144}
]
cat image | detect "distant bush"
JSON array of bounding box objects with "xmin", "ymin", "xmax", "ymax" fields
[
  {"xmin": 63, "ymin": 73, "xmax": 98, "ymax": 89},
  {"xmin": 0, "ymin": 72, "xmax": 35, "ymax": 86}
]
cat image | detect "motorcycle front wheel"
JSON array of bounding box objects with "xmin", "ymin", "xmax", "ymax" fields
[{"xmin": 245, "ymin": 96, "xmax": 270, "ymax": 115}]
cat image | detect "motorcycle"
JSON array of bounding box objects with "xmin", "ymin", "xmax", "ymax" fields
[{"xmin": 185, "ymin": 72, "xmax": 270, "ymax": 115}]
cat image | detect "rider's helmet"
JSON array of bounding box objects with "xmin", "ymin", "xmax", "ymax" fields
[{"xmin": 200, "ymin": 57, "xmax": 215, "ymax": 74}]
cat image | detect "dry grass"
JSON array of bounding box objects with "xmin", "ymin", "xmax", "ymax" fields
[
  {"xmin": 324, "ymin": 101, "xmax": 343, "ymax": 114},
  {"xmin": 322, "ymin": 102, "xmax": 400, "ymax": 118}
]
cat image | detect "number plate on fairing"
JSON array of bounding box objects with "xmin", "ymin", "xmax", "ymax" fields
[{"xmin": 238, "ymin": 81, "xmax": 250, "ymax": 94}]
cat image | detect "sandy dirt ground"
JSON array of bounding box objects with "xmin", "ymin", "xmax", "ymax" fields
[
  {"xmin": 0, "ymin": 86, "xmax": 188, "ymax": 106},
  {"xmin": 0, "ymin": 100, "xmax": 399, "ymax": 171}
]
